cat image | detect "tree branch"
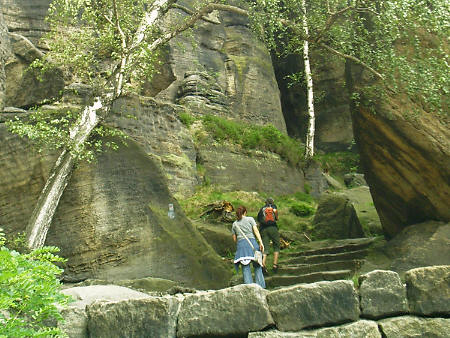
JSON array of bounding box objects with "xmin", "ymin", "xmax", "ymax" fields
[
  {"xmin": 313, "ymin": 6, "xmax": 379, "ymax": 43},
  {"xmin": 171, "ymin": 4, "xmax": 220, "ymax": 24},
  {"xmin": 318, "ymin": 42, "xmax": 385, "ymax": 80}
]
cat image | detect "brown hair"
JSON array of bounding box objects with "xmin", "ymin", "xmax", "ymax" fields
[{"xmin": 236, "ymin": 206, "xmax": 247, "ymax": 221}]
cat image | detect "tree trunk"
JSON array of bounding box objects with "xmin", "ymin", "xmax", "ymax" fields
[
  {"xmin": 26, "ymin": 98, "xmax": 103, "ymax": 249},
  {"xmin": 302, "ymin": 0, "xmax": 315, "ymax": 159}
]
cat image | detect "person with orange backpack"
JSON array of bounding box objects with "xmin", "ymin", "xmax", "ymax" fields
[{"xmin": 257, "ymin": 197, "xmax": 280, "ymax": 273}]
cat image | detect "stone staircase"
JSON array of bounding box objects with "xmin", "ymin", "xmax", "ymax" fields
[{"xmin": 264, "ymin": 237, "xmax": 376, "ymax": 288}]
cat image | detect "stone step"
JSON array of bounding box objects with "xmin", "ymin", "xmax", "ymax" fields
[
  {"xmin": 284, "ymin": 239, "xmax": 375, "ymax": 258},
  {"xmin": 265, "ymin": 270, "xmax": 353, "ymax": 288},
  {"xmin": 281, "ymin": 249, "xmax": 368, "ymax": 265},
  {"xmin": 277, "ymin": 259, "xmax": 365, "ymax": 276}
]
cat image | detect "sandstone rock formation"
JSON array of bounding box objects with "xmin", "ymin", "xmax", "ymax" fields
[
  {"xmin": 0, "ymin": 9, "xmax": 9, "ymax": 111},
  {"xmin": 385, "ymin": 221, "xmax": 450, "ymax": 276},
  {"xmin": 153, "ymin": 0, "xmax": 287, "ymax": 133},
  {"xmin": 352, "ymin": 97, "xmax": 450, "ymax": 238},
  {"xmin": 0, "ymin": 121, "xmax": 231, "ymax": 288},
  {"xmin": 4, "ymin": 32, "xmax": 64, "ymax": 108},
  {"xmin": 2, "ymin": 0, "xmax": 51, "ymax": 48},
  {"xmin": 311, "ymin": 192, "xmax": 365, "ymax": 240},
  {"xmin": 273, "ymin": 52, "xmax": 354, "ymax": 151}
]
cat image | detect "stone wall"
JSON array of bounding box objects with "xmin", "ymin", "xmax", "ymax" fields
[{"xmin": 59, "ymin": 265, "xmax": 449, "ymax": 337}]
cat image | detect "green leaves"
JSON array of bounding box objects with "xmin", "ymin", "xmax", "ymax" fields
[
  {"xmin": 0, "ymin": 230, "xmax": 70, "ymax": 337},
  {"xmin": 251, "ymin": 0, "xmax": 449, "ymax": 116},
  {"xmin": 6, "ymin": 108, "xmax": 128, "ymax": 163}
]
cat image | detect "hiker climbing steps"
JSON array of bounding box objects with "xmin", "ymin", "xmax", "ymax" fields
[{"xmin": 264, "ymin": 237, "xmax": 376, "ymax": 289}]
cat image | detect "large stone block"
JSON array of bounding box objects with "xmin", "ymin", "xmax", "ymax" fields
[
  {"xmin": 311, "ymin": 193, "xmax": 365, "ymax": 240},
  {"xmin": 266, "ymin": 280, "xmax": 360, "ymax": 331},
  {"xmin": 405, "ymin": 265, "xmax": 450, "ymax": 316},
  {"xmin": 59, "ymin": 285, "xmax": 150, "ymax": 338},
  {"xmin": 177, "ymin": 284, "xmax": 273, "ymax": 337},
  {"xmin": 87, "ymin": 295, "xmax": 180, "ymax": 338},
  {"xmin": 249, "ymin": 320, "xmax": 381, "ymax": 337},
  {"xmin": 378, "ymin": 316, "xmax": 450, "ymax": 338},
  {"xmin": 359, "ymin": 270, "xmax": 408, "ymax": 319}
]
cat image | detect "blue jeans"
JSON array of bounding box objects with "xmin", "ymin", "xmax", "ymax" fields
[{"xmin": 242, "ymin": 262, "xmax": 266, "ymax": 288}]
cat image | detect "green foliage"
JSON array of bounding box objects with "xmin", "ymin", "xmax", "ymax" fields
[
  {"xmin": 6, "ymin": 109, "xmax": 128, "ymax": 162},
  {"xmin": 314, "ymin": 151, "xmax": 360, "ymax": 176},
  {"xmin": 250, "ymin": 0, "xmax": 449, "ymax": 116},
  {"xmin": 0, "ymin": 230, "xmax": 70, "ymax": 337},
  {"xmin": 200, "ymin": 114, "xmax": 304, "ymax": 166},
  {"xmin": 178, "ymin": 112, "xmax": 197, "ymax": 128},
  {"xmin": 290, "ymin": 202, "xmax": 315, "ymax": 217}
]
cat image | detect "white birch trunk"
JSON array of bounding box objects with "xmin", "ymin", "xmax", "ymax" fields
[
  {"xmin": 26, "ymin": 99, "xmax": 103, "ymax": 249},
  {"xmin": 301, "ymin": 0, "xmax": 315, "ymax": 159}
]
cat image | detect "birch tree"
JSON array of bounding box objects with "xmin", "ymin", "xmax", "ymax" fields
[
  {"xmin": 249, "ymin": 0, "xmax": 449, "ymax": 157},
  {"xmin": 7, "ymin": 0, "xmax": 244, "ymax": 249}
]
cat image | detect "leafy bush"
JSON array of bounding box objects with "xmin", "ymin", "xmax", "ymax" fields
[
  {"xmin": 290, "ymin": 202, "xmax": 315, "ymax": 217},
  {"xmin": 0, "ymin": 230, "xmax": 70, "ymax": 337}
]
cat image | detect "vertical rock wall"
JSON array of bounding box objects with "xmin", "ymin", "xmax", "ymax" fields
[
  {"xmin": 151, "ymin": 0, "xmax": 287, "ymax": 133},
  {"xmin": 0, "ymin": 9, "xmax": 10, "ymax": 110},
  {"xmin": 2, "ymin": 0, "xmax": 51, "ymax": 48},
  {"xmin": 273, "ymin": 51, "xmax": 354, "ymax": 151}
]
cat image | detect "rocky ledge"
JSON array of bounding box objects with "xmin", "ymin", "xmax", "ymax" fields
[{"xmin": 59, "ymin": 265, "xmax": 449, "ymax": 337}]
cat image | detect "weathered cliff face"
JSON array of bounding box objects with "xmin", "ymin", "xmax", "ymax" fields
[
  {"xmin": 0, "ymin": 9, "xmax": 10, "ymax": 110},
  {"xmin": 351, "ymin": 92, "xmax": 450, "ymax": 238},
  {"xmin": 0, "ymin": 118, "xmax": 231, "ymax": 288},
  {"xmin": 273, "ymin": 52, "xmax": 353, "ymax": 151},
  {"xmin": 151, "ymin": 0, "xmax": 287, "ymax": 133},
  {"xmin": 2, "ymin": 0, "xmax": 64, "ymax": 108},
  {"xmin": 2, "ymin": 0, "xmax": 51, "ymax": 48}
]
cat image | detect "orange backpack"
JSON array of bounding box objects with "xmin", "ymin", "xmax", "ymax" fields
[{"xmin": 263, "ymin": 206, "xmax": 276, "ymax": 223}]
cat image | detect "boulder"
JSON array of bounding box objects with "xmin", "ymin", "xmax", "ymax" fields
[
  {"xmin": 311, "ymin": 193, "xmax": 365, "ymax": 240},
  {"xmin": 359, "ymin": 270, "xmax": 408, "ymax": 319},
  {"xmin": 303, "ymin": 160, "xmax": 329, "ymax": 198},
  {"xmin": 405, "ymin": 265, "xmax": 450, "ymax": 316},
  {"xmin": 352, "ymin": 99, "xmax": 450, "ymax": 238},
  {"xmin": 266, "ymin": 280, "xmax": 360, "ymax": 331},
  {"xmin": 341, "ymin": 186, "xmax": 383, "ymax": 237},
  {"xmin": 177, "ymin": 284, "xmax": 273, "ymax": 337},
  {"xmin": 249, "ymin": 320, "xmax": 381, "ymax": 337},
  {"xmin": 87, "ymin": 296, "xmax": 180, "ymax": 338},
  {"xmin": 378, "ymin": 316, "xmax": 450, "ymax": 338},
  {"xmin": 59, "ymin": 285, "xmax": 150, "ymax": 338},
  {"xmin": 344, "ymin": 173, "xmax": 367, "ymax": 187},
  {"xmin": 386, "ymin": 221, "xmax": 450, "ymax": 276}
]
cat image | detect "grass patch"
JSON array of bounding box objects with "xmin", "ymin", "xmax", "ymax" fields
[
  {"xmin": 180, "ymin": 186, "xmax": 318, "ymax": 235},
  {"xmin": 179, "ymin": 112, "xmax": 305, "ymax": 166}
]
